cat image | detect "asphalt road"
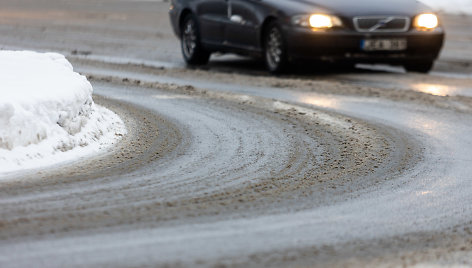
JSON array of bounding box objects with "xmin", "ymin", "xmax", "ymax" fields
[{"xmin": 1, "ymin": 1, "xmax": 472, "ymax": 267}]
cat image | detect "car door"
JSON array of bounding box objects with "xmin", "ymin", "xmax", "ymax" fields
[
  {"xmin": 224, "ymin": 0, "xmax": 260, "ymax": 49},
  {"xmin": 195, "ymin": 0, "xmax": 228, "ymax": 45}
]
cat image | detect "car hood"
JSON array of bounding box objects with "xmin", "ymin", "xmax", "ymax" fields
[{"xmin": 290, "ymin": 0, "xmax": 432, "ymax": 17}]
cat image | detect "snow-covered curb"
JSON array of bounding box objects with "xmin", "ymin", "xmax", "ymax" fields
[{"xmin": 0, "ymin": 51, "xmax": 126, "ymax": 175}]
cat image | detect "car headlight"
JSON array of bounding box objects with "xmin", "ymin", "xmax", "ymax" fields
[
  {"xmin": 414, "ymin": 13, "xmax": 439, "ymax": 31},
  {"xmin": 292, "ymin": 14, "xmax": 342, "ymax": 30}
]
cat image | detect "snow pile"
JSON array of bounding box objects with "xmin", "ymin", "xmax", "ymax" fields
[
  {"xmin": 0, "ymin": 51, "xmax": 126, "ymax": 175},
  {"xmin": 421, "ymin": 0, "xmax": 472, "ymax": 14}
]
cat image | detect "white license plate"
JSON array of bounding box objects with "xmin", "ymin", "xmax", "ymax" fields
[{"xmin": 361, "ymin": 39, "xmax": 407, "ymax": 51}]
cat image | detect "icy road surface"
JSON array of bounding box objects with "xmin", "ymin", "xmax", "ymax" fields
[
  {"xmin": 2, "ymin": 64, "xmax": 472, "ymax": 266},
  {"xmin": 1, "ymin": 0, "xmax": 472, "ymax": 267}
]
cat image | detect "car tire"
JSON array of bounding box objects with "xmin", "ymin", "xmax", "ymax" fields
[
  {"xmin": 181, "ymin": 14, "xmax": 210, "ymax": 66},
  {"xmin": 404, "ymin": 60, "xmax": 434, "ymax": 73},
  {"xmin": 263, "ymin": 21, "xmax": 288, "ymax": 74}
]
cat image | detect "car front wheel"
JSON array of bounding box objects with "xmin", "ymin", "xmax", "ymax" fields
[
  {"xmin": 181, "ymin": 14, "xmax": 210, "ymax": 65},
  {"xmin": 263, "ymin": 21, "xmax": 288, "ymax": 74}
]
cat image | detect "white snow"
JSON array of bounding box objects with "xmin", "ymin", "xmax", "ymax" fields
[
  {"xmin": 421, "ymin": 0, "xmax": 472, "ymax": 14},
  {"xmin": 0, "ymin": 51, "xmax": 126, "ymax": 175}
]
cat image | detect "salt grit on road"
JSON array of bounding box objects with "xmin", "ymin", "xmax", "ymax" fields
[{"xmin": 0, "ymin": 51, "xmax": 126, "ymax": 175}]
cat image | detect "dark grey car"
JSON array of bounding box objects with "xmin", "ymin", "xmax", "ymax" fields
[{"xmin": 169, "ymin": 0, "xmax": 445, "ymax": 73}]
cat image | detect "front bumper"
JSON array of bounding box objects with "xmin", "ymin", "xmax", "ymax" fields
[{"xmin": 283, "ymin": 26, "xmax": 445, "ymax": 64}]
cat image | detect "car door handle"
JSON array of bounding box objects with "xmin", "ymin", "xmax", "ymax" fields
[{"xmin": 230, "ymin": 15, "xmax": 243, "ymax": 24}]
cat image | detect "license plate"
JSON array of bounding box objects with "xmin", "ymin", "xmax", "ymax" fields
[{"xmin": 361, "ymin": 39, "xmax": 407, "ymax": 51}]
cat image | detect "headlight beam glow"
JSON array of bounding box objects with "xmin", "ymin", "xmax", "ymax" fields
[
  {"xmin": 309, "ymin": 14, "xmax": 333, "ymax": 28},
  {"xmin": 414, "ymin": 13, "xmax": 439, "ymax": 30},
  {"xmin": 292, "ymin": 14, "xmax": 342, "ymax": 30}
]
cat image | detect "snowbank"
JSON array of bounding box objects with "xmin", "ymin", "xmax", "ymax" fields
[
  {"xmin": 0, "ymin": 51, "xmax": 126, "ymax": 175},
  {"xmin": 421, "ymin": 0, "xmax": 472, "ymax": 14}
]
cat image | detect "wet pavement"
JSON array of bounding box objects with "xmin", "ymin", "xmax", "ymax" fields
[{"xmin": 1, "ymin": 0, "xmax": 472, "ymax": 267}]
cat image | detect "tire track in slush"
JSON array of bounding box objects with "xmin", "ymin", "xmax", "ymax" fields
[{"xmin": 0, "ymin": 75, "xmax": 422, "ymax": 267}]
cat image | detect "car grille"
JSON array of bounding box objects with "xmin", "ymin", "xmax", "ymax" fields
[{"xmin": 353, "ymin": 16, "xmax": 410, "ymax": 32}]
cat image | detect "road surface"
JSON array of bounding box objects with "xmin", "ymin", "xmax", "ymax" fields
[{"xmin": 1, "ymin": 0, "xmax": 472, "ymax": 267}]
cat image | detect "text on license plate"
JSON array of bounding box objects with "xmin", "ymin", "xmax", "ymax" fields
[{"xmin": 361, "ymin": 39, "xmax": 407, "ymax": 51}]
